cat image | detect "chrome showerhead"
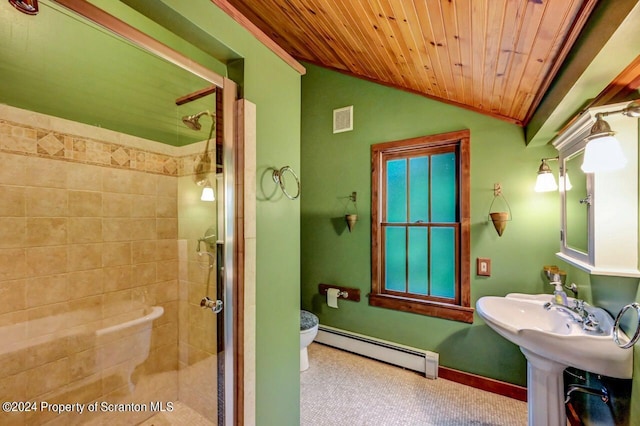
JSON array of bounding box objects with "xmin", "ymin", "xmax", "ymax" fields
[
  {"xmin": 181, "ymin": 110, "xmax": 214, "ymax": 131},
  {"xmin": 182, "ymin": 114, "xmax": 202, "ymax": 131}
]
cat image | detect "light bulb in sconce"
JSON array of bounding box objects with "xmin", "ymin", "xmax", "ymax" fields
[
  {"xmin": 581, "ymin": 134, "xmax": 627, "ymax": 173},
  {"xmin": 200, "ymin": 180, "xmax": 215, "ymax": 202},
  {"xmin": 534, "ymin": 158, "xmax": 558, "ymax": 192}
]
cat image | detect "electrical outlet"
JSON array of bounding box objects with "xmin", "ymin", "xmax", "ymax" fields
[{"xmin": 477, "ymin": 258, "xmax": 491, "ymax": 277}]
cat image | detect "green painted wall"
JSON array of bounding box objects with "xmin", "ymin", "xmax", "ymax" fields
[{"xmin": 300, "ymin": 63, "xmax": 561, "ymax": 386}]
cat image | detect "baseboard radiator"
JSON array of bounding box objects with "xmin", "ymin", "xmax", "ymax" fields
[{"xmin": 315, "ymin": 325, "xmax": 439, "ymax": 379}]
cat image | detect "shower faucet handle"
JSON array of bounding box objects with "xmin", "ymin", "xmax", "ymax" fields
[{"xmin": 200, "ymin": 296, "xmax": 223, "ymax": 314}]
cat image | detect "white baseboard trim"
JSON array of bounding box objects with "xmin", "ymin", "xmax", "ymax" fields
[{"xmin": 315, "ymin": 325, "xmax": 439, "ymax": 379}]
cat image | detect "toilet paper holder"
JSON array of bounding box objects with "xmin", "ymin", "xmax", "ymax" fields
[{"xmin": 319, "ymin": 283, "xmax": 361, "ymax": 302}]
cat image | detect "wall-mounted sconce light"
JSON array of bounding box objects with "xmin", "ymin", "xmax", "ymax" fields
[
  {"xmin": 581, "ymin": 100, "xmax": 640, "ymax": 173},
  {"xmin": 534, "ymin": 157, "xmax": 559, "ymax": 192},
  {"xmin": 200, "ymin": 180, "xmax": 215, "ymax": 202},
  {"xmin": 534, "ymin": 157, "xmax": 573, "ymax": 192},
  {"xmin": 488, "ymin": 183, "xmax": 511, "ymax": 237}
]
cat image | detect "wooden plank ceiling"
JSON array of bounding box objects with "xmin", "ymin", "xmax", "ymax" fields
[{"xmin": 224, "ymin": 0, "xmax": 597, "ymax": 125}]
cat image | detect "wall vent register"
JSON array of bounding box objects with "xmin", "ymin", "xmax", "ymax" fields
[{"xmin": 333, "ymin": 105, "xmax": 353, "ymax": 133}]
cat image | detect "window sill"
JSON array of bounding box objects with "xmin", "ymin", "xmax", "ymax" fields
[{"xmin": 369, "ymin": 293, "xmax": 474, "ymax": 323}]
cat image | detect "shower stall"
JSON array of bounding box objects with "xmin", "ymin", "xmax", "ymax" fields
[{"xmin": 0, "ymin": 1, "xmax": 241, "ymax": 425}]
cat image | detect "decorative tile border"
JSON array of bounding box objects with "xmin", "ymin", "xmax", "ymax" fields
[{"xmin": 0, "ymin": 118, "xmax": 216, "ymax": 177}]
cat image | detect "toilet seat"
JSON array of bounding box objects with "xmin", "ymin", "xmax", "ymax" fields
[
  {"xmin": 300, "ymin": 310, "xmax": 319, "ymax": 372},
  {"xmin": 300, "ymin": 310, "xmax": 318, "ymax": 331}
]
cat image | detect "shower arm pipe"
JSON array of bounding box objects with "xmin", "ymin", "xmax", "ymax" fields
[
  {"xmin": 193, "ymin": 110, "xmax": 215, "ymax": 121},
  {"xmin": 52, "ymin": 0, "xmax": 224, "ymax": 88},
  {"xmin": 175, "ymin": 85, "xmax": 217, "ymax": 106}
]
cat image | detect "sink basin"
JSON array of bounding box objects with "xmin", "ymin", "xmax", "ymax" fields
[
  {"xmin": 477, "ymin": 293, "xmax": 633, "ymax": 426},
  {"xmin": 477, "ymin": 293, "xmax": 632, "ymax": 379}
]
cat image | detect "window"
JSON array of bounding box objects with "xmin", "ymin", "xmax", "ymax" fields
[{"xmin": 370, "ymin": 130, "xmax": 472, "ymax": 323}]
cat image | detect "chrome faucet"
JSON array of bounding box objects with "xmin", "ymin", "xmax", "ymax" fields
[{"xmin": 543, "ymin": 299, "xmax": 601, "ymax": 332}]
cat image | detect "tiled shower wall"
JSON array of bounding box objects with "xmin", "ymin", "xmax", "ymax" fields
[{"xmin": 0, "ymin": 105, "xmax": 216, "ymax": 425}]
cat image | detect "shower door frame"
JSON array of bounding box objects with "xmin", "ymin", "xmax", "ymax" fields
[{"xmin": 50, "ymin": 1, "xmax": 242, "ymax": 425}]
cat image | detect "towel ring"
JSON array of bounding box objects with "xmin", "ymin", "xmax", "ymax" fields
[
  {"xmin": 272, "ymin": 166, "xmax": 301, "ymax": 200},
  {"xmin": 613, "ymin": 302, "xmax": 640, "ymax": 349}
]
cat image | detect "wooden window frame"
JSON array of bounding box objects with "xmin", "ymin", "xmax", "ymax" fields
[{"xmin": 370, "ymin": 130, "xmax": 473, "ymax": 323}]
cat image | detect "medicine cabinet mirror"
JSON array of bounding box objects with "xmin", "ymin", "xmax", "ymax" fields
[
  {"xmin": 553, "ymin": 102, "xmax": 640, "ymax": 277},
  {"xmin": 562, "ymin": 146, "xmax": 591, "ymax": 257}
]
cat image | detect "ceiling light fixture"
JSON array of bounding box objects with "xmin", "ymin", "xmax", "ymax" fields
[{"xmin": 581, "ymin": 100, "xmax": 640, "ymax": 173}]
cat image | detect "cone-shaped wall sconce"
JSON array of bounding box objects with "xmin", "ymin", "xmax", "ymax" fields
[
  {"xmin": 346, "ymin": 214, "xmax": 358, "ymax": 232},
  {"xmin": 488, "ymin": 183, "xmax": 512, "ymax": 237},
  {"xmin": 489, "ymin": 212, "xmax": 509, "ymax": 236},
  {"xmin": 345, "ymin": 191, "xmax": 358, "ymax": 233}
]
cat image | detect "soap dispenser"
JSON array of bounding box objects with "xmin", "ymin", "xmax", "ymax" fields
[{"xmin": 553, "ymin": 283, "xmax": 568, "ymax": 306}]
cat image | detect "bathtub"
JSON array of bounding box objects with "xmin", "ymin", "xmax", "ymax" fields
[
  {"xmin": 0, "ymin": 302, "xmax": 164, "ymax": 400},
  {"xmin": 96, "ymin": 304, "xmax": 165, "ymax": 391}
]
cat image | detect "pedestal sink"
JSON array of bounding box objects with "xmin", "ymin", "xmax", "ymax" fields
[{"xmin": 476, "ymin": 293, "xmax": 632, "ymax": 426}]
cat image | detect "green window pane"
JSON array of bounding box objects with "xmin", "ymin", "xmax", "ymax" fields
[
  {"xmin": 409, "ymin": 156, "xmax": 429, "ymax": 223},
  {"xmin": 431, "ymin": 152, "xmax": 456, "ymax": 222},
  {"xmin": 385, "ymin": 227, "xmax": 406, "ymax": 292},
  {"xmin": 408, "ymin": 227, "xmax": 428, "ymax": 295},
  {"xmin": 430, "ymin": 227, "xmax": 455, "ymax": 298},
  {"xmin": 387, "ymin": 159, "xmax": 407, "ymax": 222}
]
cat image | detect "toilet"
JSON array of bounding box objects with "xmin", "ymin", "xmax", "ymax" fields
[{"xmin": 300, "ymin": 310, "xmax": 319, "ymax": 371}]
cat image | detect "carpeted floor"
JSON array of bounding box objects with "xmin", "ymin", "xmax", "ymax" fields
[{"xmin": 301, "ymin": 343, "xmax": 528, "ymax": 426}]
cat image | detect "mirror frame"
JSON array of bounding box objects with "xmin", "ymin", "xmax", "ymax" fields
[{"xmin": 559, "ymin": 139, "xmax": 593, "ymax": 266}]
